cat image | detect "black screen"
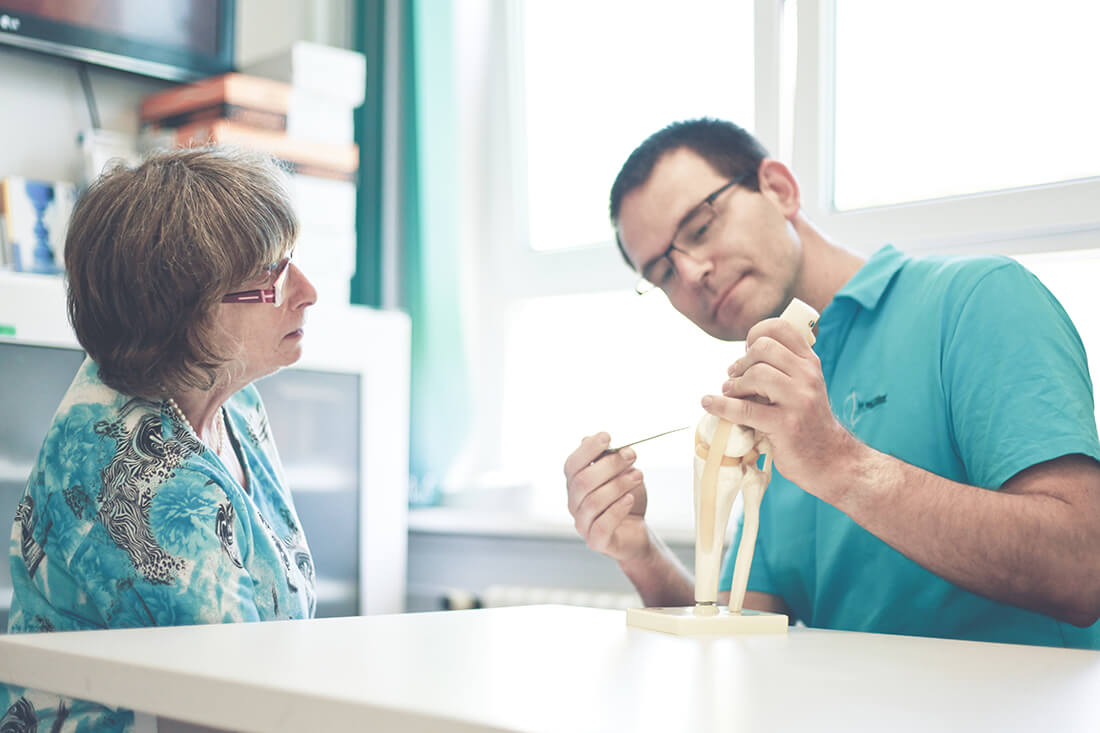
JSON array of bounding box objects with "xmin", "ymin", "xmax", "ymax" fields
[{"xmin": 0, "ymin": 0, "xmax": 235, "ymax": 81}]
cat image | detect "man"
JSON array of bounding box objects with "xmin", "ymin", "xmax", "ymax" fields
[{"xmin": 563, "ymin": 118, "xmax": 1100, "ymax": 648}]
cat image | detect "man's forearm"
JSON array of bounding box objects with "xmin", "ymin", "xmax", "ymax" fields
[
  {"xmin": 822, "ymin": 441, "xmax": 1100, "ymax": 627},
  {"xmin": 619, "ymin": 529, "xmax": 696, "ymax": 608}
]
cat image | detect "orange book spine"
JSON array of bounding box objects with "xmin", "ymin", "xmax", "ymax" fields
[
  {"xmin": 141, "ymin": 73, "xmax": 291, "ymax": 123},
  {"xmin": 171, "ymin": 120, "xmax": 359, "ymax": 180}
]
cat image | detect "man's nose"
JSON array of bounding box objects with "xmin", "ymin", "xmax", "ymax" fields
[{"xmin": 670, "ymin": 247, "xmax": 711, "ymax": 285}]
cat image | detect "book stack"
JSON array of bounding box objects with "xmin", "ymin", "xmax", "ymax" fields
[
  {"xmin": 244, "ymin": 42, "xmax": 367, "ymax": 306},
  {"xmin": 0, "ymin": 177, "xmax": 78, "ymax": 274},
  {"xmin": 243, "ymin": 41, "xmax": 366, "ymax": 147},
  {"xmin": 140, "ymin": 43, "xmax": 365, "ymax": 304}
]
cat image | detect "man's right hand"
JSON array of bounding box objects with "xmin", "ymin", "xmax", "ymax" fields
[{"xmin": 563, "ymin": 433, "xmax": 652, "ymax": 564}]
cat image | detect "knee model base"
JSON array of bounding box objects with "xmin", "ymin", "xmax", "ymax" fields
[{"xmin": 626, "ymin": 606, "xmax": 789, "ymax": 636}]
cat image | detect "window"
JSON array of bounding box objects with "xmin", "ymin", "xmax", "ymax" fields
[
  {"xmin": 460, "ymin": 0, "xmax": 759, "ymax": 526},
  {"xmin": 444, "ymin": 0, "xmax": 1100, "ymax": 530},
  {"xmin": 520, "ymin": 0, "xmax": 755, "ymax": 253},
  {"xmin": 498, "ymin": 290, "xmax": 741, "ymax": 526},
  {"xmin": 833, "ymin": 0, "xmax": 1100, "ymax": 211},
  {"xmin": 792, "ymin": 0, "xmax": 1100, "ymax": 255},
  {"xmin": 1014, "ymin": 249, "xmax": 1100, "ymax": 430}
]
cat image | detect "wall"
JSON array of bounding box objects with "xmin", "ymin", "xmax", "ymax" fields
[
  {"xmin": 236, "ymin": 0, "xmax": 355, "ymax": 67},
  {"xmin": 0, "ymin": 44, "xmax": 171, "ymax": 184},
  {"xmin": 0, "ymin": 0, "xmax": 355, "ymax": 184}
]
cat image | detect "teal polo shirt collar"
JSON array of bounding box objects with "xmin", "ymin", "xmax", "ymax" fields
[
  {"xmin": 832, "ymin": 244, "xmax": 909, "ymax": 311},
  {"xmin": 815, "ymin": 244, "xmax": 909, "ymax": 382}
]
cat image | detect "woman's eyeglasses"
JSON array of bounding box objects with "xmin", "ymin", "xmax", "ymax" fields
[{"xmin": 222, "ymin": 254, "xmax": 293, "ymax": 306}]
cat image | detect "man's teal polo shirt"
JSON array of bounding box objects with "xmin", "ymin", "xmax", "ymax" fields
[{"xmin": 720, "ymin": 245, "xmax": 1100, "ymax": 648}]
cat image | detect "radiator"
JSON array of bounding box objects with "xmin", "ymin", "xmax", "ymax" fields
[{"xmin": 441, "ymin": 585, "xmax": 641, "ymax": 611}]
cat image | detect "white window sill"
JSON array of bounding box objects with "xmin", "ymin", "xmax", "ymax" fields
[{"xmin": 407, "ymin": 505, "xmax": 696, "ymax": 546}]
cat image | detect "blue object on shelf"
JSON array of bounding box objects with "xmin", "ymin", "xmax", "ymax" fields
[{"xmin": 24, "ymin": 181, "xmax": 61, "ymax": 275}]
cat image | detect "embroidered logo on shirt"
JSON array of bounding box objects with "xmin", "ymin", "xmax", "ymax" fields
[{"xmin": 843, "ymin": 392, "xmax": 887, "ymax": 428}]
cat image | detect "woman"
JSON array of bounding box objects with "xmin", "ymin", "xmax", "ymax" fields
[{"xmin": 2, "ymin": 147, "xmax": 318, "ymax": 731}]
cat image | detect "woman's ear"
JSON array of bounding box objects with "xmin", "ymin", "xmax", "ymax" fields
[{"xmin": 757, "ymin": 159, "xmax": 802, "ymax": 219}]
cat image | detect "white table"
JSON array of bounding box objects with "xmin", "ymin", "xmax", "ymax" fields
[{"xmin": 1, "ymin": 605, "xmax": 1099, "ymax": 732}]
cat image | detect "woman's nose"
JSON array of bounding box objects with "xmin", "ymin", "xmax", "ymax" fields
[{"xmin": 287, "ymin": 263, "xmax": 318, "ymax": 307}]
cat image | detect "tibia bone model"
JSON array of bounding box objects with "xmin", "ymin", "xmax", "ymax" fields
[
  {"xmin": 693, "ymin": 414, "xmax": 757, "ymax": 613},
  {"xmin": 692, "ymin": 298, "xmax": 819, "ymax": 615}
]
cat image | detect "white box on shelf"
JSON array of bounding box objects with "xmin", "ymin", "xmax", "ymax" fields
[
  {"xmin": 296, "ymin": 229, "xmax": 356, "ymax": 283},
  {"xmin": 79, "ymin": 128, "xmax": 140, "ymax": 184},
  {"xmin": 289, "ymin": 174, "xmax": 357, "ymax": 236},
  {"xmin": 243, "ymin": 42, "xmax": 366, "ymax": 108},
  {"xmin": 307, "ymin": 276, "xmax": 352, "ymax": 306},
  {"xmin": 0, "ymin": 271, "xmax": 72, "ymax": 345},
  {"xmin": 289, "ymin": 90, "xmax": 355, "ymax": 145}
]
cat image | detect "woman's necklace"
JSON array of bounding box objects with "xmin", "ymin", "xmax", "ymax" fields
[{"xmin": 166, "ymin": 397, "xmax": 226, "ymax": 455}]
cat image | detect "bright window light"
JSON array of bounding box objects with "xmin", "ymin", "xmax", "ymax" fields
[
  {"xmin": 834, "ymin": 0, "xmax": 1100, "ymax": 211},
  {"xmin": 522, "ymin": 0, "xmax": 755, "ymax": 252},
  {"xmin": 1012, "ymin": 250, "xmax": 1100, "ymax": 427},
  {"xmin": 499, "ymin": 291, "xmax": 743, "ymax": 527}
]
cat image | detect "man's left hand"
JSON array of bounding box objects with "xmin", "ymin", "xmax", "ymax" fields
[{"xmin": 702, "ymin": 317, "xmax": 856, "ymax": 497}]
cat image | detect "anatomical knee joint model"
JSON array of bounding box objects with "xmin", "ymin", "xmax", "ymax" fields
[
  {"xmin": 692, "ymin": 413, "xmax": 766, "ymax": 615},
  {"xmin": 627, "ymin": 298, "xmax": 818, "ymax": 635}
]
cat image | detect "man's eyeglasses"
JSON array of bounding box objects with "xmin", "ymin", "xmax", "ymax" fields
[
  {"xmin": 635, "ymin": 171, "xmax": 754, "ymax": 295},
  {"xmin": 222, "ymin": 254, "xmax": 293, "ymax": 306}
]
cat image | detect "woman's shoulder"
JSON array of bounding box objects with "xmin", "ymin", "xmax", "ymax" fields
[
  {"xmin": 38, "ymin": 362, "xmax": 133, "ymax": 471},
  {"xmin": 46, "ymin": 358, "xmax": 121, "ymax": 423},
  {"xmin": 36, "ymin": 397, "xmax": 196, "ymax": 500}
]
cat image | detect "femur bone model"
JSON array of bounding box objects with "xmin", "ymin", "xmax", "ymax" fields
[{"xmin": 692, "ymin": 299, "xmax": 818, "ymax": 614}]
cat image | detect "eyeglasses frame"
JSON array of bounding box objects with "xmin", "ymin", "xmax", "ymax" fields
[
  {"xmin": 221, "ymin": 254, "xmax": 293, "ymax": 306},
  {"xmin": 635, "ymin": 171, "xmax": 755, "ymax": 295}
]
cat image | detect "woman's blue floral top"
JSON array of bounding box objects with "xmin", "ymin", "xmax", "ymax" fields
[{"xmin": 2, "ymin": 358, "xmax": 315, "ymax": 732}]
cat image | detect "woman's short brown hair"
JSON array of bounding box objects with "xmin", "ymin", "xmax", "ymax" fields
[{"xmin": 65, "ymin": 146, "xmax": 299, "ymax": 398}]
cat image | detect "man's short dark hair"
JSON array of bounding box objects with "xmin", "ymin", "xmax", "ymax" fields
[{"xmin": 608, "ymin": 118, "xmax": 770, "ymax": 268}]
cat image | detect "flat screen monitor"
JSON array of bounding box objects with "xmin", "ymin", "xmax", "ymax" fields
[{"xmin": 0, "ymin": 0, "xmax": 235, "ymax": 81}]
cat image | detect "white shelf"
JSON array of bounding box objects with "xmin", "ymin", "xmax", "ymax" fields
[
  {"xmin": 0, "ymin": 271, "xmax": 78, "ymax": 347},
  {"xmin": 407, "ymin": 506, "xmax": 698, "ymax": 546}
]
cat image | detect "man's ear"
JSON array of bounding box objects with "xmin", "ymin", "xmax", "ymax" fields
[{"xmin": 757, "ymin": 159, "xmax": 802, "ymax": 219}]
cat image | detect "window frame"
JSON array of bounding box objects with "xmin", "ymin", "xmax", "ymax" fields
[
  {"xmin": 449, "ymin": 0, "xmax": 785, "ymax": 505},
  {"xmin": 791, "ymin": 0, "xmax": 1100, "ymax": 258},
  {"xmin": 492, "ymin": 0, "xmax": 786, "ymax": 298},
  {"xmin": 453, "ymin": 0, "xmax": 1100, "ymax": 512}
]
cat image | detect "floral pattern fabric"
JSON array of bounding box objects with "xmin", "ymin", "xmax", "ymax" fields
[{"xmin": 2, "ymin": 358, "xmax": 315, "ymax": 731}]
